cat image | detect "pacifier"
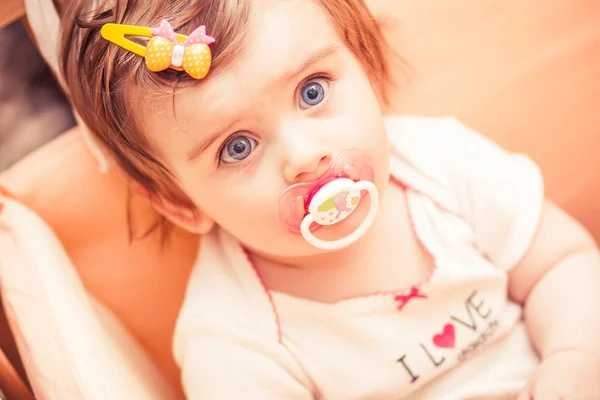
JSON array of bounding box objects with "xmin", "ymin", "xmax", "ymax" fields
[{"xmin": 277, "ymin": 149, "xmax": 379, "ymax": 250}]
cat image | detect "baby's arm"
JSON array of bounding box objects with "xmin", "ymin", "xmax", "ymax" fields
[{"xmin": 508, "ymin": 200, "xmax": 600, "ymax": 399}]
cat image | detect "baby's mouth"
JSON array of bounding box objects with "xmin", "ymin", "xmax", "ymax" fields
[
  {"xmin": 294, "ymin": 164, "xmax": 363, "ymax": 220},
  {"xmin": 277, "ymin": 149, "xmax": 375, "ymax": 234}
]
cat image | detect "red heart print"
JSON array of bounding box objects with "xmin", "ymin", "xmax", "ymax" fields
[{"xmin": 432, "ymin": 324, "xmax": 456, "ymax": 348}]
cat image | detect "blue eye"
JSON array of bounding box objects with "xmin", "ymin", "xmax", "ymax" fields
[
  {"xmin": 220, "ymin": 135, "xmax": 257, "ymax": 164},
  {"xmin": 299, "ymin": 78, "xmax": 329, "ymax": 109}
]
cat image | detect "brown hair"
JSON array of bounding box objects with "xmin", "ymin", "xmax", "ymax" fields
[{"xmin": 59, "ymin": 0, "xmax": 391, "ymax": 237}]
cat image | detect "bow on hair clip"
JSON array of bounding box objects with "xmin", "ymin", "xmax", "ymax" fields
[{"xmin": 101, "ymin": 20, "xmax": 216, "ymax": 79}]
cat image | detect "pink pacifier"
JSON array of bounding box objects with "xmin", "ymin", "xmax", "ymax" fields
[{"xmin": 277, "ymin": 149, "xmax": 379, "ymax": 250}]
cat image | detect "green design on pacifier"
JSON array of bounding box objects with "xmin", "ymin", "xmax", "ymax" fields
[{"xmin": 317, "ymin": 190, "xmax": 349, "ymax": 212}]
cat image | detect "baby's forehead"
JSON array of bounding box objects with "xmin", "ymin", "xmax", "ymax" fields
[
  {"xmin": 153, "ymin": 1, "xmax": 343, "ymax": 120},
  {"xmin": 213, "ymin": 0, "xmax": 342, "ymax": 85}
]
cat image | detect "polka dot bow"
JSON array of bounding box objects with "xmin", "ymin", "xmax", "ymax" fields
[{"xmin": 146, "ymin": 20, "xmax": 215, "ymax": 79}]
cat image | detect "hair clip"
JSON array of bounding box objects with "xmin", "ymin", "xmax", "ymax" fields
[{"xmin": 101, "ymin": 20, "xmax": 216, "ymax": 79}]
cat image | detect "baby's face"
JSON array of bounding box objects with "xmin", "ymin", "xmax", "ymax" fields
[{"xmin": 142, "ymin": 0, "xmax": 390, "ymax": 257}]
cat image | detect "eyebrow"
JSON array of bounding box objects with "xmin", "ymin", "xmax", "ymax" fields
[
  {"xmin": 186, "ymin": 45, "xmax": 339, "ymax": 163},
  {"xmin": 284, "ymin": 44, "xmax": 340, "ymax": 85},
  {"xmin": 186, "ymin": 119, "xmax": 238, "ymax": 162}
]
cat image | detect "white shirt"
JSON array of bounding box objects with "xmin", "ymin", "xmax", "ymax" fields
[{"xmin": 173, "ymin": 117, "xmax": 544, "ymax": 399}]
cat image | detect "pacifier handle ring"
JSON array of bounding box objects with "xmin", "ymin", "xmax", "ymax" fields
[{"xmin": 300, "ymin": 181, "xmax": 379, "ymax": 250}]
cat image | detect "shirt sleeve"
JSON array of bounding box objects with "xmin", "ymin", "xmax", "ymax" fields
[
  {"xmin": 388, "ymin": 117, "xmax": 545, "ymax": 271},
  {"xmin": 442, "ymin": 119, "xmax": 545, "ymax": 270},
  {"xmin": 178, "ymin": 331, "xmax": 314, "ymax": 400}
]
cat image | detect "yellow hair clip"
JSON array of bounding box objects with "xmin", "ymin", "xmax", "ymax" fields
[{"xmin": 101, "ymin": 20, "xmax": 216, "ymax": 79}]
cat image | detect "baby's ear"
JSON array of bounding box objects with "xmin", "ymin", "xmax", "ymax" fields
[{"xmin": 134, "ymin": 185, "xmax": 214, "ymax": 234}]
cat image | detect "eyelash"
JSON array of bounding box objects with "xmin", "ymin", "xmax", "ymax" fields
[{"xmin": 215, "ymin": 72, "xmax": 334, "ymax": 168}]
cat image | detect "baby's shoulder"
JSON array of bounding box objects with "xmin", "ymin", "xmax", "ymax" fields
[
  {"xmin": 174, "ymin": 229, "xmax": 280, "ymax": 342},
  {"xmin": 384, "ymin": 116, "xmax": 484, "ymax": 168},
  {"xmin": 384, "ymin": 116, "xmax": 476, "ymax": 211},
  {"xmin": 384, "ymin": 116, "xmax": 519, "ymax": 201}
]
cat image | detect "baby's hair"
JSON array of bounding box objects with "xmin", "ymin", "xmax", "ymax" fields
[{"xmin": 59, "ymin": 0, "xmax": 391, "ymax": 239}]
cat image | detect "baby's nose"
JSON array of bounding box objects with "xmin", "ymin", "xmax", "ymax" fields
[{"xmin": 283, "ymin": 147, "xmax": 332, "ymax": 184}]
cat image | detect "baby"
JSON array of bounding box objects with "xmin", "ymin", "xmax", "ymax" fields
[{"xmin": 60, "ymin": 0, "xmax": 600, "ymax": 398}]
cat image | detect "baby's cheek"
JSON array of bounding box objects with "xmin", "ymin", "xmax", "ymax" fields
[{"xmin": 212, "ymin": 190, "xmax": 277, "ymax": 232}]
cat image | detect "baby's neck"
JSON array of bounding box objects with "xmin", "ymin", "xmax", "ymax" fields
[{"xmin": 249, "ymin": 182, "xmax": 432, "ymax": 302}]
